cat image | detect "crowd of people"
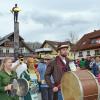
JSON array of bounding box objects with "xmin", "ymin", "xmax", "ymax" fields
[
  {"xmin": 75, "ymin": 56, "xmax": 100, "ymax": 77},
  {"xmin": 0, "ymin": 43, "xmax": 100, "ymax": 100}
]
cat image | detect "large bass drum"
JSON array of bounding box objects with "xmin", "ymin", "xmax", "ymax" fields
[{"xmin": 61, "ymin": 70, "xmax": 100, "ymax": 100}]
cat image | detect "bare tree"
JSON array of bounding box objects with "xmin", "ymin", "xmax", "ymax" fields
[{"xmin": 66, "ymin": 31, "xmax": 79, "ymax": 44}]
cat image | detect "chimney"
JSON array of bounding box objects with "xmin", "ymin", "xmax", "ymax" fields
[{"xmin": 94, "ymin": 30, "xmax": 97, "ymax": 32}]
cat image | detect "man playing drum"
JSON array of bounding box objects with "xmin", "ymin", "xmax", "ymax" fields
[{"xmin": 45, "ymin": 43, "xmax": 71, "ymax": 100}]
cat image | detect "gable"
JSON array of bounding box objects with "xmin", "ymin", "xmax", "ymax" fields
[
  {"xmin": 0, "ymin": 32, "xmax": 32, "ymax": 52},
  {"xmin": 41, "ymin": 40, "xmax": 71, "ymax": 52},
  {"xmin": 43, "ymin": 43, "xmax": 52, "ymax": 48}
]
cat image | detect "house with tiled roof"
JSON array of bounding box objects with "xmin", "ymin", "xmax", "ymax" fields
[
  {"xmin": 41, "ymin": 40, "xmax": 71, "ymax": 54},
  {"xmin": 0, "ymin": 32, "xmax": 33, "ymax": 63},
  {"xmin": 36, "ymin": 40, "xmax": 74, "ymax": 59},
  {"xmin": 74, "ymin": 30, "xmax": 100, "ymax": 59}
]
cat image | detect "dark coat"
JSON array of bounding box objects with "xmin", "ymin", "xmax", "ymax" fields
[{"xmin": 45, "ymin": 56, "xmax": 70, "ymax": 88}]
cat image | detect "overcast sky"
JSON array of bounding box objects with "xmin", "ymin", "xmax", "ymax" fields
[{"xmin": 0, "ymin": 0, "xmax": 100, "ymax": 43}]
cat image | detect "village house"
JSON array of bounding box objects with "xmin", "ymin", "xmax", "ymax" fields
[
  {"xmin": 36, "ymin": 40, "xmax": 74, "ymax": 59},
  {"xmin": 74, "ymin": 30, "xmax": 100, "ymax": 59},
  {"xmin": 0, "ymin": 32, "xmax": 33, "ymax": 63}
]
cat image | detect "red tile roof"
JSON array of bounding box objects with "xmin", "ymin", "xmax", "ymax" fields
[{"xmin": 74, "ymin": 30, "xmax": 100, "ymax": 51}]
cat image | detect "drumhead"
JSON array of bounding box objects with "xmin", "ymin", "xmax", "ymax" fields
[
  {"xmin": 61, "ymin": 71, "xmax": 83, "ymax": 100},
  {"xmin": 61, "ymin": 70, "xmax": 99, "ymax": 100}
]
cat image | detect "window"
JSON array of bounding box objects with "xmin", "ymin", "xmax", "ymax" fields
[
  {"xmin": 6, "ymin": 49, "xmax": 9, "ymax": 54},
  {"xmin": 19, "ymin": 48, "xmax": 24, "ymax": 53},
  {"xmin": 79, "ymin": 51, "xmax": 83, "ymax": 57},
  {"xmin": 95, "ymin": 50, "xmax": 100, "ymax": 55},
  {"xmin": 0, "ymin": 48, "xmax": 3, "ymax": 53},
  {"xmin": 91, "ymin": 39, "xmax": 96, "ymax": 44},
  {"xmin": 91, "ymin": 38, "xmax": 100, "ymax": 44},
  {"xmin": 87, "ymin": 51, "xmax": 90, "ymax": 56}
]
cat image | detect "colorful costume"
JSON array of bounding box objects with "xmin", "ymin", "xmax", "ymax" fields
[{"xmin": 20, "ymin": 69, "xmax": 39, "ymax": 100}]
